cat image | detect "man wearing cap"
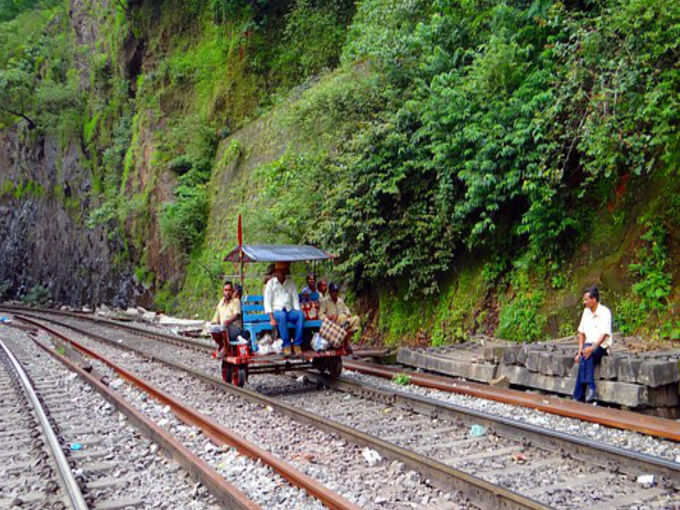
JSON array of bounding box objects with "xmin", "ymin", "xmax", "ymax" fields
[
  {"xmin": 209, "ymin": 281, "xmax": 242, "ymax": 357},
  {"xmin": 264, "ymin": 261, "xmax": 304, "ymax": 355},
  {"xmin": 320, "ymin": 283, "xmax": 359, "ymax": 332}
]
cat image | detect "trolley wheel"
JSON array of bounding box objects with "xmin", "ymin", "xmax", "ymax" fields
[
  {"xmin": 327, "ymin": 356, "xmax": 342, "ymax": 379},
  {"xmin": 237, "ymin": 365, "xmax": 247, "ymax": 387},
  {"xmin": 221, "ymin": 361, "xmax": 232, "ymax": 383},
  {"xmin": 312, "ymin": 357, "xmax": 327, "ymax": 373}
]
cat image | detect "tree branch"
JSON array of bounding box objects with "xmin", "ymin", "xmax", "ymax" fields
[{"xmin": 0, "ymin": 106, "xmax": 36, "ymax": 129}]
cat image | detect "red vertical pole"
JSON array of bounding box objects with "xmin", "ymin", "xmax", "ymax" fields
[{"xmin": 238, "ymin": 214, "xmax": 244, "ymax": 289}]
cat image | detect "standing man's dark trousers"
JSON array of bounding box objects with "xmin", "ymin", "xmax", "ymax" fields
[{"xmin": 573, "ymin": 343, "xmax": 607, "ymax": 401}]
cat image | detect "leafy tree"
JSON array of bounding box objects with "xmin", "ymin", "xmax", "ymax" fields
[{"xmin": 0, "ymin": 66, "xmax": 36, "ymax": 128}]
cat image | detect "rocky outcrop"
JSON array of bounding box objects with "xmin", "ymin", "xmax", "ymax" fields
[{"xmin": 0, "ymin": 128, "xmax": 141, "ymax": 307}]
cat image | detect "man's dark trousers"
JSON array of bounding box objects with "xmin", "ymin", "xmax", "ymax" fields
[{"xmin": 573, "ymin": 343, "xmax": 606, "ymax": 401}]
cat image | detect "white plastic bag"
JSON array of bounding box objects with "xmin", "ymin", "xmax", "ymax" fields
[
  {"xmin": 257, "ymin": 343, "xmax": 272, "ymax": 355},
  {"xmin": 272, "ymin": 339, "xmax": 283, "ymax": 354},
  {"xmin": 311, "ymin": 332, "xmax": 329, "ymax": 352},
  {"xmin": 259, "ymin": 333, "xmax": 273, "ymax": 346}
]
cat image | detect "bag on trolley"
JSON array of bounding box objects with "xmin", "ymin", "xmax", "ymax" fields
[
  {"xmin": 311, "ymin": 332, "xmax": 330, "ymax": 352},
  {"xmin": 319, "ymin": 319, "xmax": 346, "ymax": 348}
]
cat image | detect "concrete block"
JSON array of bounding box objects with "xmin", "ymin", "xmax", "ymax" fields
[
  {"xmin": 526, "ymin": 350, "xmax": 540, "ymax": 372},
  {"xmin": 646, "ymin": 383, "xmax": 680, "ymax": 407},
  {"xmin": 637, "ymin": 360, "xmax": 680, "ymax": 388},
  {"xmin": 536, "ymin": 352, "xmax": 574, "ymax": 377},
  {"xmin": 599, "ymin": 354, "xmax": 619, "ymax": 380},
  {"xmin": 517, "ymin": 345, "xmax": 528, "ymax": 365},
  {"xmin": 617, "ymin": 357, "xmax": 643, "ymax": 383},
  {"xmin": 538, "ymin": 352, "xmax": 553, "ymax": 375},
  {"xmin": 497, "ymin": 365, "xmax": 648, "ymax": 407},
  {"xmin": 396, "ymin": 348, "xmax": 498, "ymax": 383},
  {"xmin": 552, "ymin": 354, "xmax": 575, "ymax": 377},
  {"xmin": 482, "ymin": 345, "xmax": 505, "ymax": 363},
  {"xmin": 502, "ymin": 345, "xmax": 521, "ymax": 365}
]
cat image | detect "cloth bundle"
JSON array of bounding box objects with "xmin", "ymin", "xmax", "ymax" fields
[{"xmin": 319, "ymin": 318, "xmax": 346, "ymax": 348}]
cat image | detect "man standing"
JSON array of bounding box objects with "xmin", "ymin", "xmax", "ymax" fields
[
  {"xmin": 573, "ymin": 286, "xmax": 612, "ymax": 403},
  {"xmin": 210, "ymin": 281, "xmax": 242, "ymax": 356},
  {"xmin": 320, "ymin": 283, "xmax": 359, "ymax": 332},
  {"xmin": 264, "ymin": 261, "xmax": 304, "ymax": 355}
]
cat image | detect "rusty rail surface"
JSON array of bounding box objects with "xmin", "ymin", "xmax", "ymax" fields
[
  {"xmin": 14, "ymin": 311, "xmax": 550, "ymax": 510},
  {"xmin": 5, "ymin": 303, "xmax": 677, "ymax": 443},
  {"xmin": 24, "ymin": 332, "xmax": 259, "ymax": 510},
  {"xmin": 343, "ymin": 360, "xmax": 680, "ymax": 442},
  {"xmin": 16, "ymin": 314, "xmax": 360, "ymax": 510}
]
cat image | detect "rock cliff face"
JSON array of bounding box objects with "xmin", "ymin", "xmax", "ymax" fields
[{"xmin": 0, "ymin": 129, "xmax": 140, "ymax": 306}]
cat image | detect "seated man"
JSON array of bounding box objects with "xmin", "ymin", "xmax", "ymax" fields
[
  {"xmin": 573, "ymin": 286, "xmax": 612, "ymax": 403},
  {"xmin": 320, "ymin": 282, "xmax": 359, "ymax": 332},
  {"xmin": 263, "ymin": 261, "xmax": 304, "ymax": 355},
  {"xmin": 209, "ymin": 281, "xmax": 242, "ymax": 357},
  {"xmin": 317, "ymin": 278, "xmax": 328, "ymax": 301},
  {"xmin": 301, "ymin": 273, "xmax": 321, "ymax": 302}
]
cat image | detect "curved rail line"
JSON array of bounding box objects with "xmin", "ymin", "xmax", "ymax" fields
[
  {"xmin": 0, "ymin": 338, "xmax": 90, "ymax": 510},
  {"xmin": 15, "ymin": 314, "xmax": 360, "ymax": 510},
  {"xmin": 2, "ymin": 304, "xmax": 677, "ymax": 442},
  {"xmin": 9, "ymin": 308, "xmax": 680, "ymax": 481},
  {"xmin": 4, "ymin": 334, "xmax": 264, "ymax": 509},
  {"xmin": 13, "ymin": 311, "xmax": 550, "ymax": 510},
  {"xmin": 13, "ymin": 310, "xmax": 680, "ymax": 507}
]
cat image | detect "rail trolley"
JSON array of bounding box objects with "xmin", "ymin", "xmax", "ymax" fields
[{"xmin": 219, "ymin": 240, "xmax": 351, "ymax": 387}]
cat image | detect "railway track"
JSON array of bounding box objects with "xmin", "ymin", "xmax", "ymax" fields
[
  {"xmin": 0, "ymin": 338, "xmax": 87, "ymax": 510},
  {"xmin": 4, "ymin": 307, "xmax": 679, "ymax": 508},
  {"xmin": 1, "ymin": 314, "xmax": 364, "ymax": 510}
]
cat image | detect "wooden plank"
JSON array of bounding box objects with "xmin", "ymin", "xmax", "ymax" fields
[
  {"xmin": 524, "ymin": 471, "xmax": 611, "ymax": 497},
  {"xmin": 445, "ymin": 446, "xmax": 518, "ymax": 464},
  {"xmin": 598, "ymin": 487, "xmax": 667, "ymax": 510}
]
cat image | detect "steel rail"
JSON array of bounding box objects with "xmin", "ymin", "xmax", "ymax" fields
[
  {"xmin": 0, "ymin": 339, "xmax": 89, "ymax": 510},
  {"xmin": 18, "ymin": 336, "xmax": 260, "ymax": 510},
  {"xmin": 10, "ymin": 309, "xmax": 680, "ymax": 477},
  {"xmin": 343, "ymin": 360, "xmax": 680, "ymax": 442},
  {"xmin": 16, "ymin": 314, "xmax": 360, "ymax": 510},
  {"xmin": 15, "ymin": 313, "xmax": 551, "ymax": 510},
  {"xmin": 12, "ymin": 311, "xmax": 680, "ymax": 489},
  {"xmin": 10, "ymin": 304, "xmax": 678, "ymax": 443},
  {"xmin": 312, "ymin": 373, "xmax": 680, "ymax": 484}
]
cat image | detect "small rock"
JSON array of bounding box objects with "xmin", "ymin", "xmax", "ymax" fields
[
  {"xmin": 637, "ymin": 474, "xmax": 655, "ymax": 486},
  {"xmin": 361, "ymin": 447, "xmax": 382, "ymax": 466}
]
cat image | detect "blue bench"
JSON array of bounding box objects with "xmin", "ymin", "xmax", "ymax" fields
[{"xmin": 242, "ymin": 295, "xmax": 321, "ymax": 351}]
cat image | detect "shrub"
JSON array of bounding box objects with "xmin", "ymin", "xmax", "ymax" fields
[{"xmin": 497, "ymin": 291, "xmax": 547, "ymax": 342}]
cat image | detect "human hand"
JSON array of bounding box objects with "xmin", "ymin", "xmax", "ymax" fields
[
  {"xmin": 583, "ymin": 346, "xmax": 593, "ymax": 359},
  {"xmin": 269, "ymin": 317, "xmax": 277, "ymax": 327},
  {"xmin": 574, "ymin": 352, "xmax": 582, "ymax": 362}
]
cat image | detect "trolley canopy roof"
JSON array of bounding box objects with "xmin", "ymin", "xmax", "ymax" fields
[{"xmin": 224, "ymin": 244, "xmax": 334, "ymax": 263}]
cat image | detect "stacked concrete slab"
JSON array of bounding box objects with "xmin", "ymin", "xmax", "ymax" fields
[{"xmin": 397, "ymin": 338, "xmax": 680, "ymax": 415}]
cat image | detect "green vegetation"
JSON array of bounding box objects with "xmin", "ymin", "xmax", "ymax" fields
[
  {"xmin": 392, "ymin": 373, "xmax": 411, "ymax": 386},
  {"xmin": 22, "ymin": 284, "xmax": 49, "ymax": 305},
  {"xmin": 2, "ymin": 0, "xmax": 680, "ymax": 345}
]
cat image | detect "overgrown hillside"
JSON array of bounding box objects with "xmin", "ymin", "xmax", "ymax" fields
[{"xmin": 1, "ymin": 0, "xmax": 679, "ymax": 346}]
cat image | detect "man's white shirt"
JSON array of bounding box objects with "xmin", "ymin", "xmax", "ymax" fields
[
  {"xmin": 263, "ymin": 277, "xmax": 300, "ymax": 313},
  {"xmin": 578, "ymin": 303, "xmax": 612, "ymax": 349}
]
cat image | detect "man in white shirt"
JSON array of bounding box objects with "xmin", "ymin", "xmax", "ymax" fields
[
  {"xmin": 573, "ymin": 286, "xmax": 612, "ymax": 403},
  {"xmin": 264, "ymin": 261, "xmax": 304, "ymax": 355}
]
